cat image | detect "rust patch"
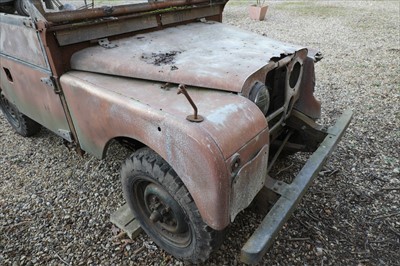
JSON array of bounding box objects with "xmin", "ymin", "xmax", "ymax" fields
[
  {"xmin": 71, "ymin": 22, "xmax": 304, "ymax": 93},
  {"xmin": 141, "ymin": 51, "xmax": 182, "ymax": 67}
]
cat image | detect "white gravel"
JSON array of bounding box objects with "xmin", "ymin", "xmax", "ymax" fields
[{"xmin": 1, "ymin": 1, "xmax": 399, "ymax": 265}]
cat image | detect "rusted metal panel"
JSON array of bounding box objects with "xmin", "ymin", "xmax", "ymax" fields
[
  {"xmin": 294, "ymin": 57, "xmax": 321, "ymax": 119},
  {"xmin": 0, "ymin": 14, "xmax": 49, "ymax": 70},
  {"xmin": 0, "ymin": 56, "xmax": 71, "ymax": 137},
  {"xmin": 159, "ymin": 5, "xmax": 221, "ymax": 25},
  {"xmin": 0, "ymin": 13, "xmax": 71, "ymax": 140},
  {"xmin": 61, "ymin": 71, "xmax": 267, "ymax": 160},
  {"xmin": 70, "ymin": 22, "xmax": 303, "ymax": 94},
  {"xmin": 225, "ymin": 126, "xmax": 269, "ymax": 220},
  {"xmin": 230, "ymin": 143, "xmax": 269, "ymax": 221},
  {"xmin": 54, "ymin": 5, "xmax": 223, "ymax": 46},
  {"xmin": 60, "ymin": 71, "xmax": 269, "ymax": 229},
  {"xmin": 42, "ymin": 0, "xmax": 216, "ymax": 23},
  {"xmin": 55, "ymin": 15, "xmax": 159, "ymax": 46}
]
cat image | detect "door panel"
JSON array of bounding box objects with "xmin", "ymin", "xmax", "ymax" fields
[{"xmin": 0, "ymin": 14, "xmax": 70, "ymax": 138}]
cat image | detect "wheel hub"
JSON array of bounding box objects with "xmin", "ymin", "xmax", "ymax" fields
[{"xmin": 144, "ymin": 184, "xmax": 188, "ymax": 234}]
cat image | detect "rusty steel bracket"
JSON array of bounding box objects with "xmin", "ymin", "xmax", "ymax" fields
[
  {"xmin": 177, "ymin": 84, "xmax": 204, "ymax": 122},
  {"xmin": 240, "ymin": 109, "xmax": 353, "ymax": 264},
  {"xmin": 40, "ymin": 76, "xmax": 61, "ymax": 94}
]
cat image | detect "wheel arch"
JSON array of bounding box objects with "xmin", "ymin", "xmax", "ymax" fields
[
  {"xmin": 100, "ymin": 132, "xmax": 231, "ymax": 231},
  {"xmin": 60, "ymin": 72, "xmax": 234, "ymax": 230},
  {"xmin": 102, "ymin": 136, "xmax": 146, "ymax": 158}
]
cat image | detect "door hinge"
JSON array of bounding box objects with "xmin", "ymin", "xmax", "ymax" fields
[{"xmin": 41, "ymin": 76, "xmax": 61, "ymax": 94}]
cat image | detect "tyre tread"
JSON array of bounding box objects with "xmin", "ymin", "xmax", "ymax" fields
[
  {"xmin": 121, "ymin": 147, "xmax": 225, "ymax": 263},
  {"xmin": 0, "ymin": 92, "xmax": 41, "ymax": 137}
]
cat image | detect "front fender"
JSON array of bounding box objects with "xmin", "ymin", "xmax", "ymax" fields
[{"xmin": 60, "ymin": 71, "xmax": 268, "ymax": 230}]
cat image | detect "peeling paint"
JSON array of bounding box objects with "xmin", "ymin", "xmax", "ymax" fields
[{"xmin": 206, "ymin": 103, "xmax": 243, "ymax": 126}]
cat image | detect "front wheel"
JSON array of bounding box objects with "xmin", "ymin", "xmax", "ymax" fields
[
  {"xmin": 14, "ymin": 0, "xmax": 29, "ymax": 16},
  {"xmin": 0, "ymin": 92, "xmax": 41, "ymax": 137},
  {"xmin": 0, "ymin": 4, "xmax": 15, "ymax": 14},
  {"xmin": 121, "ymin": 148, "xmax": 225, "ymax": 263}
]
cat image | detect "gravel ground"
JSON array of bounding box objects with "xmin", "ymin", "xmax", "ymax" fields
[{"xmin": 1, "ymin": 1, "xmax": 399, "ymax": 265}]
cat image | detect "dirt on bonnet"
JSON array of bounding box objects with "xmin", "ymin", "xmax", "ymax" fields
[{"xmin": 1, "ymin": 1, "xmax": 399, "ymax": 265}]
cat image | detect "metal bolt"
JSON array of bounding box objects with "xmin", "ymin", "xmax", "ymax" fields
[{"xmin": 149, "ymin": 210, "xmax": 162, "ymax": 223}]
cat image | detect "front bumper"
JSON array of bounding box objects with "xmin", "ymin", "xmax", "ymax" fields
[{"xmin": 240, "ymin": 109, "xmax": 353, "ymax": 264}]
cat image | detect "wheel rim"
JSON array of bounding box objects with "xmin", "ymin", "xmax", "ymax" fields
[
  {"xmin": 0, "ymin": 94, "xmax": 21, "ymax": 128},
  {"xmin": 133, "ymin": 177, "xmax": 192, "ymax": 248}
]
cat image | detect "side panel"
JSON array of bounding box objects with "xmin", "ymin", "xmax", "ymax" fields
[
  {"xmin": 60, "ymin": 74, "xmax": 230, "ymax": 230},
  {"xmin": 60, "ymin": 71, "xmax": 269, "ymax": 229},
  {"xmin": 0, "ymin": 14, "xmax": 48, "ymax": 69},
  {"xmin": 0, "ymin": 14, "xmax": 70, "ymax": 137},
  {"xmin": 293, "ymin": 57, "xmax": 321, "ymax": 119}
]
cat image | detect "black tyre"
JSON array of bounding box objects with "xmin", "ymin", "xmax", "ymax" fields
[
  {"xmin": 0, "ymin": 92, "xmax": 41, "ymax": 137},
  {"xmin": 0, "ymin": 4, "xmax": 15, "ymax": 14},
  {"xmin": 15, "ymin": 0, "xmax": 29, "ymax": 16},
  {"xmin": 121, "ymin": 148, "xmax": 225, "ymax": 263}
]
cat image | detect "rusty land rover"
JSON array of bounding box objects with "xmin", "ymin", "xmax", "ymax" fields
[{"xmin": 0, "ymin": 0, "xmax": 353, "ymax": 263}]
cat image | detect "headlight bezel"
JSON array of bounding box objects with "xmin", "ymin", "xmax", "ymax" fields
[{"xmin": 249, "ymin": 81, "xmax": 270, "ymax": 116}]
